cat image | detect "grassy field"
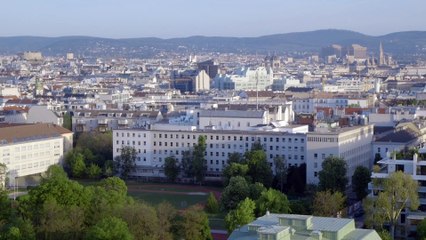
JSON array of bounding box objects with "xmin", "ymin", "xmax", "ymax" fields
[{"xmin": 128, "ymin": 191, "xmax": 208, "ymax": 209}]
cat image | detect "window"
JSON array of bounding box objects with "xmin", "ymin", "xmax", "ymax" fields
[
  {"xmin": 314, "ymin": 172, "xmax": 318, "ymax": 177},
  {"xmin": 378, "ymin": 147, "xmax": 381, "ymax": 153}
]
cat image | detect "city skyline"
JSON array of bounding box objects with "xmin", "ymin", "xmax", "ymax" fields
[{"xmin": 2, "ymin": 0, "xmax": 426, "ymax": 38}]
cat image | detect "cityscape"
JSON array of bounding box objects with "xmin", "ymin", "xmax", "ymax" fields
[{"xmin": 1, "ymin": 1, "xmax": 426, "ymax": 240}]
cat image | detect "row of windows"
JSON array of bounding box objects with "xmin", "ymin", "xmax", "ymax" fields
[{"xmin": 308, "ymin": 137, "xmax": 337, "ymax": 143}]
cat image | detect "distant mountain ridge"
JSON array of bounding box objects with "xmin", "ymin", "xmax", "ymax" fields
[{"xmin": 0, "ymin": 29, "xmax": 425, "ymax": 59}]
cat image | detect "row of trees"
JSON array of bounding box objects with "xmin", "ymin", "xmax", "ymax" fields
[{"xmin": 0, "ymin": 165, "xmax": 213, "ymax": 240}]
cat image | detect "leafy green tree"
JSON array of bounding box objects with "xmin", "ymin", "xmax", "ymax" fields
[
  {"xmin": 181, "ymin": 205, "xmax": 212, "ymax": 240},
  {"xmin": 313, "ymin": 190, "xmax": 346, "ymax": 217},
  {"xmin": 286, "ymin": 163, "xmax": 306, "ymax": 194},
  {"xmin": 193, "ymin": 136, "xmax": 207, "ymax": 183},
  {"xmin": 72, "ymin": 153, "xmax": 86, "ymax": 178},
  {"xmin": 417, "ymin": 218, "xmax": 426, "ymax": 240},
  {"xmin": 156, "ymin": 202, "xmax": 177, "ymax": 240},
  {"xmin": 318, "ymin": 156, "xmax": 348, "ymax": 193},
  {"xmin": 205, "ymin": 192, "xmax": 219, "ymax": 214},
  {"xmin": 377, "ymin": 230, "xmax": 392, "ymax": 240},
  {"xmin": 164, "ymin": 156, "xmax": 179, "ymax": 182},
  {"xmin": 62, "ymin": 112, "xmax": 72, "ymax": 131},
  {"xmin": 85, "ymin": 216, "xmax": 133, "ymax": 240},
  {"xmin": 115, "ymin": 146, "xmax": 137, "ymax": 179},
  {"xmin": 273, "ymin": 155, "xmax": 287, "ymax": 192},
  {"xmin": 221, "ymin": 176, "xmax": 250, "ymax": 210},
  {"xmin": 120, "ymin": 202, "xmax": 160, "ymax": 240},
  {"xmin": 87, "ymin": 164, "xmax": 102, "ymax": 179},
  {"xmin": 289, "ymin": 200, "xmax": 311, "ymax": 215},
  {"xmin": 103, "ymin": 160, "xmax": 114, "ymax": 177},
  {"xmin": 181, "ymin": 150, "xmax": 193, "ymax": 178},
  {"xmin": 228, "ymin": 152, "xmax": 244, "ymax": 164},
  {"xmin": 256, "ymin": 188, "xmax": 291, "ymax": 216},
  {"xmin": 225, "ymin": 198, "xmax": 256, "ymax": 233},
  {"xmin": 249, "ymin": 182, "xmax": 266, "ymax": 201},
  {"xmin": 246, "ymin": 149, "xmax": 273, "ymax": 187},
  {"xmin": 222, "ymin": 163, "xmax": 249, "ymax": 186},
  {"xmin": 352, "ymin": 166, "xmax": 371, "ymax": 200},
  {"xmin": 364, "ymin": 171, "xmax": 419, "ymax": 239},
  {"xmin": 76, "ymin": 131, "xmax": 113, "ymax": 168}
]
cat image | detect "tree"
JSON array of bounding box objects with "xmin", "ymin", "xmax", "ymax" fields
[
  {"xmin": 256, "ymin": 188, "xmax": 291, "ymax": 216},
  {"xmin": 115, "ymin": 146, "xmax": 137, "ymax": 179},
  {"xmin": 181, "ymin": 150, "xmax": 193, "ymax": 178},
  {"xmin": 222, "ymin": 163, "xmax": 249, "ymax": 186},
  {"xmin": 273, "ymin": 155, "xmax": 287, "ymax": 192},
  {"xmin": 352, "ymin": 166, "xmax": 371, "ymax": 200},
  {"xmin": 62, "ymin": 112, "xmax": 72, "ymax": 131},
  {"xmin": 225, "ymin": 198, "xmax": 256, "ymax": 233},
  {"xmin": 246, "ymin": 149, "xmax": 273, "ymax": 187},
  {"xmin": 193, "ymin": 136, "xmax": 207, "ymax": 183},
  {"xmin": 249, "ymin": 182, "xmax": 267, "ymax": 201},
  {"xmin": 374, "ymin": 153, "xmax": 382, "ymax": 164},
  {"xmin": 221, "ymin": 176, "xmax": 250, "ymax": 210},
  {"xmin": 318, "ymin": 156, "xmax": 348, "ymax": 193},
  {"xmin": 364, "ymin": 171, "xmax": 419, "ymax": 239},
  {"xmin": 87, "ymin": 164, "xmax": 102, "ymax": 179},
  {"xmin": 65, "ymin": 151, "xmax": 86, "ymax": 178},
  {"xmin": 417, "ymin": 218, "xmax": 426, "ymax": 240},
  {"xmin": 313, "ymin": 190, "xmax": 346, "ymax": 217},
  {"xmin": 286, "ymin": 163, "xmax": 306, "ymax": 195},
  {"xmin": 205, "ymin": 192, "xmax": 219, "ymax": 214},
  {"xmin": 164, "ymin": 156, "xmax": 179, "ymax": 182},
  {"xmin": 156, "ymin": 202, "xmax": 177, "ymax": 240},
  {"xmin": 228, "ymin": 152, "xmax": 244, "ymax": 164},
  {"xmin": 120, "ymin": 202, "xmax": 160, "ymax": 240},
  {"xmin": 181, "ymin": 205, "xmax": 212, "ymax": 240},
  {"xmin": 85, "ymin": 216, "xmax": 133, "ymax": 240}
]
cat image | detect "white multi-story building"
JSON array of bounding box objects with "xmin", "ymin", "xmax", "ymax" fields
[
  {"xmin": 370, "ymin": 152, "xmax": 426, "ymax": 239},
  {"xmin": 214, "ymin": 66, "xmax": 273, "ymax": 90},
  {"xmin": 306, "ymin": 124, "xmax": 374, "ymax": 185},
  {"xmin": 0, "ymin": 123, "xmax": 73, "ymax": 187},
  {"xmin": 113, "ymin": 125, "xmax": 308, "ymax": 180}
]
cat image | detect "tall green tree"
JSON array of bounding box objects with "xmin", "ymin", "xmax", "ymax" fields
[
  {"xmin": 273, "ymin": 155, "xmax": 287, "ymax": 192},
  {"xmin": 352, "ymin": 166, "xmax": 371, "ymax": 200},
  {"xmin": 225, "ymin": 198, "xmax": 256, "ymax": 233},
  {"xmin": 205, "ymin": 192, "xmax": 219, "ymax": 214},
  {"xmin": 313, "ymin": 190, "xmax": 346, "ymax": 217},
  {"xmin": 181, "ymin": 150, "xmax": 193, "ymax": 178},
  {"xmin": 318, "ymin": 156, "xmax": 348, "ymax": 193},
  {"xmin": 115, "ymin": 146, "xmax": 137, "ymax": 179},
  {"xmin": 256, "ymin": 188, "xmax": 291, "ymax": 216},
  {"xmin": 62, "ymin": 112, "xmax": 72, "ymax": 131},
  {"xmin": 221, "ymin": 176, "xmax": 250, "ymax": 210},
  {"xmin": 156, "ymin": 202, "xmax": 177, "ymax": 240},
  {"xmin": 164, "ymin": 156, "xmax": 179, "ymax": 182},
  {"xmin": 228, "ymin": 152, "xmax": 244, "ymax": 164},
  {"xmin": 193, "ymin": 136, "xmax": 207, "ymax": 183},
  {"xmin": 85, "ymin": 216, "xmax": 133, "ymax": 240},
  {"xmin": 364, "ymin": 171, "xmax": 419, "ymax": 239},
  {"xmin": 222, "ymin": 163, "xmax": 249, "ymax": 186},
  {"xmin": 181, "ymin": 205, "xmax": 212, "ymax": 240},
  {"xmin": 246, "ymin": 149, "xmax": 273, "ymax": 187},
  {"xmin": 417, "ymin": 218, "xmax": 426, "ymax": 240},
  {"xmin": 120, "ymin": 202, "xmax": 160, "ymax": 240}
]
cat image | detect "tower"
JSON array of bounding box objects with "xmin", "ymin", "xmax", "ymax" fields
[{"xmin": 379, "ymin": 42, "xmax": 385, "ymax": 66}]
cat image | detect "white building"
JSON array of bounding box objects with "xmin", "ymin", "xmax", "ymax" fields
[
  {"xmin": 370, "ymin": 152, "xmax": 426, "ymax": 239},
  {"xmin": 27, "ymin": 105, "xmax": 63, "ymax": 126},
  {"xmin": 0, "ymin": 123, "xmax": 73, "ymax": 187},
  {"xmin": 306, "ymin": 124, "xmax": 374, "ymax": 185},
  {"xmin": 113, "ymin": 125, "xmax": 308, "ymax": 180},
  {"xmin": 198, "ymin": 110, "xmax": 269, "ymax": 131},
  {"xmin": 214, "ymin": 66, "xmax": 273, "ymax": 90}
]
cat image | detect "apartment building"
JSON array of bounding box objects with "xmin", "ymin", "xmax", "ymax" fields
[
  {"xmin": 306, "ymin": 124, "xmax": 374, "ymax": 185},
  {"xmin": 370, "ymin": 152, "xmax": 426, "ymax": 239},
  {"xmin": 0, "ymin": 123, "xmax": 73, "ymax": 187},
  {"xmin": 113, "ymin": 125, "xmax": 308, "ymax": 179}
]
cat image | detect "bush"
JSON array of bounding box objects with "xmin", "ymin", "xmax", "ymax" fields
[{"xmin": 205, "ymin": 192, "xmax": 219, "ymax": 214}]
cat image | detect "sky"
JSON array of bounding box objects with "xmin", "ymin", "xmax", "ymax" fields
[{"xmin": 1, "ymin": 0, "xmax": 425, "ymax": 38}]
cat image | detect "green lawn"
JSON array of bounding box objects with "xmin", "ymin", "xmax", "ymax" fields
[{"xmin": 128, "ymin": 191, "xmax": 208, "ymax": 209}]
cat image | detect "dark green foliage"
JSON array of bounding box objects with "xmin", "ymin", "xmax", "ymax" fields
[
  {"xmin": 248, "ymin": 182, "xmax": 266, "ymax": 201},
  {"xmin": 75, "ymin": 131, "xmax": 113, "ymax": 168},
  {"xmin": 164, "ymin": 156, "xmax": 179, "ymax": 182},
  {"xmin": 181, "ymin": 150, "xmax": 193, "ymax": 178},
  {"xmin": 352, "ymin": 166, "xmax": 371, "ymax": 200},
  {"xmin": 273, "ymin": 155, "xmax": 287, "ymax": 192},
  {"xmin": 62, "ymin": 112, "xmax": 72, "ymax": 131},
  {"xmin": 374, "ymin": 153, "xmax": 382, "ymax": 164},
  {"xmin": 313, "ymin": 190, "xmax": 346, "ymax": 217},
  {"xmin": 115, "ymin": 146, "xmax": 137, "ymax": 179},
  {"xmin": 417, "ymin": 218, "xmax": 426, "ymax": 240},
  {"xmin": 221, "ymin": 176, "xmax": 250, "ymax": 210},
  {"xmin": 289, "ymin": 200, "xmax": 311, "ymax": 215},
  {"xmin": 286, "ymin": 163, "xmax": 306, "ymax": 195},
  {"xmin": 205, "ymin": 192, "xmax": 219, "ymax": 214},
  {"xmin": 85, "ymin": 216, "xmax": 133, "ymax": 240},
  {"xmin": 318, "ymin": 156, "xmax": 348, "ymax": 193},
  {"xmin": 86, "ymin": 164, "xmax": 102, "ymax": 179},
  {"xmin": 192, "ymin": 136, "xmax": 207, "ymax": 183},
  {"xmin": 227, "ymin": 152, "xmax": 244, "ymax": 164},
  {"xmin": 222, "ymin": 163, "xmax": 249, "ymax": 186},
  {"xmin": 246, "ymin": 150, "xmax": 273, "ymax": 187}
]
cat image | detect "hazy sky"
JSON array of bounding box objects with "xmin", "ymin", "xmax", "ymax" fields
[{"xmin": 2, "ymin": 0, "xmax": 425, "ymax": 38}]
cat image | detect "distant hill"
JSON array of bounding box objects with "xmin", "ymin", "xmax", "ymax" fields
[{"xmin": 0, "ymin": 29, "xmax": 425, "ymax": 59}]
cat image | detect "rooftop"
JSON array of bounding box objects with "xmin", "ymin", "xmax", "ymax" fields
[{"xmin": 0, "ymin": 123, "xmax": 72, "ymax": 145}]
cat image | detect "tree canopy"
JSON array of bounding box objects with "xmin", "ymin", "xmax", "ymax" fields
[
  {"xmin": 256, "ymin": 188, "xmax": 291, "ymax": 216},
  {"xmin": 352, "ymin": 166, "xmax": 371, "ymax": 200},
  {"xmin": 318, "ymin": 156, "xmax": 348, "ymax": 193},
  {"xmin": 225, "ymin": 198, "xmax": 256, "ymax": 233},
  {"xmin": 313, "ymin": 190, "xmax": 346, "ymax": 217}
]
